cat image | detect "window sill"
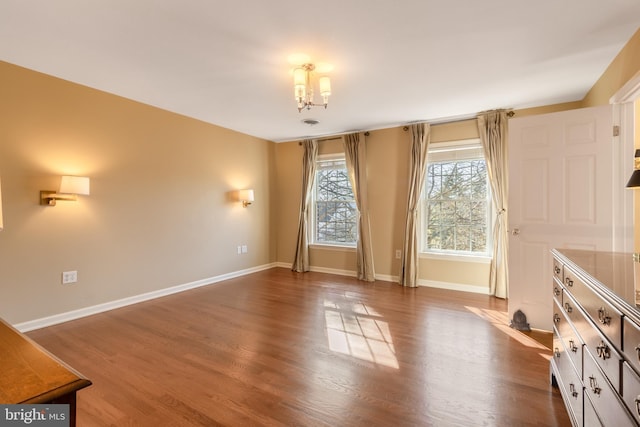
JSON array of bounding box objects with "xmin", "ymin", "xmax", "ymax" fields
[
  {"xmin": 420, "ymin": 251, "xmax": 492, "ymax": 264},
  {"xmin": 310, "ymin": 243, "xmax": 356, "ymax": 252}
]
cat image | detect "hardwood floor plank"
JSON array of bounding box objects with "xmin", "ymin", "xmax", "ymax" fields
[{"xmin": 26, "ymin": 268, "xmax": 571, "ymax": 426}]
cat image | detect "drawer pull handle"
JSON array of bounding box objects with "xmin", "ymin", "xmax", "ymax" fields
[
  {"xmin": 553, "ymin": 314, "xmax": 561, "ymax": 324},
  {"xmin": 589, "ymin": 376, "xmax": 601, "ymax": 395},
  {"xmin": 565, "ymin": 277, "xmax": 574, "ymax": 287},
  {"xmin": 635, "ymin": 396, "xmax": 640, "ymax": 416},
  {"xmin": 554, "ymin": 266, "xmax": 561, "ymax": 275},
  {"xmin": 569, "ymin": 383, "xmax": 578, "ymax": 398},
  {"xmin": 569, "ymin": 340, "xmax": 578, "ymax": 353},
  {"xmin": 564, "ymin": 302, "xmax": 573, "ymax": 314},
  {"xmin": 554, "ymin": 347, "xmax": 560, "ymax": 358},
  {"xmin": 596, "ymin": 341, "xmax": 611, "ymax": 360},
  {"xmin": 553, "ymin": 287, "xmax": 561, "ymax": 297},
  {"xmin": 597, "ymin": 307, "xmax": 611, "ymax": 326},
  {"xmin": 635, "ymin": 346, "xmax": 640, "ymax": 361}
]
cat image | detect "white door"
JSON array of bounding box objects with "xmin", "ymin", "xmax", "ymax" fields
[{"xmin": 508, "ymin": 105, "xmax": 615, "ymax": 331}]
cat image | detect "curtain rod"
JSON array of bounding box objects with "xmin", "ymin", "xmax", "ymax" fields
[
  {"xmin": 402, "ymin": 110, "xmax": 515, "ymax": 131},
  {"xmin": 298, "ymin": 132, "xmax": 370, "ymax": 145},
  {"xmin": 296, "ymin": 110, "xmax": 516, "ymax": 144}
]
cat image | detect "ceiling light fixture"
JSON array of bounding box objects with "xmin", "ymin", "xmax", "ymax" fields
[{"xmin": 293, "ymin": 63, "xmax": 331, "ymax": 112}]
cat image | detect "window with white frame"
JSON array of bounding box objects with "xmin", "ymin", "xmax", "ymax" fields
[
  {"xmin": 422, "ymin": 140, "xmax": 491, "ymax": 256},
  {"xmin": 312, "ymin": 155, "xmax": 357, "ymax": 246}
]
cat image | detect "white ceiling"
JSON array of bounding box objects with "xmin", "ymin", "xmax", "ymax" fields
[{"xmin": 1, "ymin": 1, "xmax": 640, "ymax": 142}]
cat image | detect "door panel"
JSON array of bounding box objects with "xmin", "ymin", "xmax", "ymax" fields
[{"xmin": 508, "ymin": 105, "xmax": 613, "ymax": 330}]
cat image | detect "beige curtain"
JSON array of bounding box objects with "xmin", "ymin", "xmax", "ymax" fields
[
  {"xmin": 343, "ymin": 132, "xmax": 376, "ymax": 281},
  {"xmin": 477, "ymin": 111, "xmax": 509, "ymax": 299},
  {"xmin": 292, "ymin": 139, "xmax": 318, "ymax": 272},
  {"xmin": 399, "ymin": 123, "xmax": 430, "ymax": 287}
]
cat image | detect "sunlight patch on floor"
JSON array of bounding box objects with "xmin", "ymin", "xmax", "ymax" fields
[
  {"xmin": 324, "ymin": 300, "xmax": 399, "ymax": 369},
  {"xmin": 465, "ymin": 305, "xmax": 551, "ymax": 358}
]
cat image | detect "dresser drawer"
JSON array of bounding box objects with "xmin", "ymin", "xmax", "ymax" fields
[
  {"xmin": 553, "ymin": 258, "xmax": 563, "ymax": 283},
  {"xmin": 554, "ymin": 297, "xmax": 583, "ymax": 376},
  {"xmin": 623, "ymin": 361, "xmax": 640, "ymax": 425},
  {"xmin": 561, "ymin": 292, "xmax": 622, "ymax": 394},
  {"xmin": 558, "ymin": 291, "xmax": 591, "ymax": 340},
  {"xmin": 564, "ymin": 268, "xmax": 623, "ymax": 348},
  {"xmin": 584, "ymin": 392, "xmax": 604, "ymax": 427},
  {"xmin": 553, "ymin": 277, "xmax": 563, "ymax": 301},
  {"xmin": 584, "ymin": 350, "xmax": 636, "ymax": 427},
  {"xmin": 582, "ymin": 325, "xmax": 622, "ymax": 392},
  {"xmin": 553, "ymin": 328, "xmax": 582, "ymax": 425},
  {"xmin": 624, "ymin": 317, "xmax": 640, "ymax": 374}
]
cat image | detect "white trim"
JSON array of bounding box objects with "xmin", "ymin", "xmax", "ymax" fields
[
  {"xmin": 277, "ymin": 261, "xmax": 398, "ymax": 283},
  {"xmin": 611, "ymin": 101, "xmax": 635, "ymax": 253},
  {"xmin": 420, "ymin": 251, "xmax": 492, "ymax": 264},
  {"xmin": 418, "ymin": 279, "xmax": 490, "ymax": 295},
  {"xmin": 317, "ymin": 152, "xmax": 346, "ymax": 161},
  {"xmin": 309, "ymin": 265, "xmax": 357, "ymax": 277},
  {"xmin": 309, "ymin": 243, "xmax": 356, "ymax": 252},
  {"xmin": 610, "ymin": 70, "xmax": 640, "ymax": 104},
  {"xmin": 309, "ymin": 266, "xmax": 400, "ymax": 283},
  {"xmin": 14, "ymin": 263, "xmax": 278, "ymax": 332},
  {"xmin": 609, "ymin": 70, "xmax": 640, "ymax": 254},
  {"xmin": 374, "ymin": 273, "xmax": 398, "ymax": 283},
  {"xmin": 275, "ymin": 261, "xmax": 292, "ymax": 269}
]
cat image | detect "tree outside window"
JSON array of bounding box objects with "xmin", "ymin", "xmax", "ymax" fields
[
  {"xmin": 313, "ymin": 158, "xmax": 357, "ymax": 245},
  {"xmin": 423, "ymin": 142, "xmax": 490, "ymax": 255}
]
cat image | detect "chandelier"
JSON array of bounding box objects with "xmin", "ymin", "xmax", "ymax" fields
[{"xmin": 293, "ymin": 63, "xmax": 331, "ymax": 112}]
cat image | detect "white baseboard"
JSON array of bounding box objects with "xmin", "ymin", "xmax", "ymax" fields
[
  {"xmin": 274, "ymin": 262, "xmax": 357, "ymax": 278},
  {"xmin": 374, "ymin": 273, "xmax": 398, "ymax": 283},
  {"xmin": 276, "ymin": 262, "xmax": 402, "ymax": 285},
  {"xmin": 310, "ymin": 266, "xmax": 357, "ymax": 277},
  {"xmin": 274, "ymin": 262, "xmax": 292, "ymax": 269},
  {"xmin": 16, "ymin": 264, "xmax": 489, "ymax": 332},
  {"xmin": 15, "ymin": 263, "xmax": 278, "ymax": 332},
  {"xmin": 418, "ymin": 279, "xmax": 490, "ymax": 295}
]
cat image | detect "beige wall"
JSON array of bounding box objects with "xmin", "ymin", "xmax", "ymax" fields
[
  {"xmin": 3, "ymin": 27, "xmax": 640, "ymax": 325},
  {"xmin": 274, "ymin": 124, "xmax": 490, "ymax": 289},
  {"xmin": 0, "ymin": 61, "xmax": 275, "ymax": 324},
  {"xmin": 583, "ymin": 28, "xmax": 640, "ymax": 107},
  {"xmin": 273, "ymin": 28, "xmax": 640, "ymax": 291},
  {"xmin": 582, "ymin": 28, "xmax": 640, "ymax": 251}
]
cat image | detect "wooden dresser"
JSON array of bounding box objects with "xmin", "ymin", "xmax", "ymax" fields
[
  {"xmin": 552, "ymin": 249, "xmax": 640, "ymax": 426},
  {"xmin": 0, "ymin": 317, "xmax": 91, "ymax": 426}
]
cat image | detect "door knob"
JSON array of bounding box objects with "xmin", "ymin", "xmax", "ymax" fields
[{"xmin": 511, "ymin": 228, "xmax": 520, "ymax": 236}]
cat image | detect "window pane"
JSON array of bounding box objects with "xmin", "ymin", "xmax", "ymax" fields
[
  {"xmin": 314, "ymin": 159, "xmax": 357, "ymax": 245},
  {"xmin": 424, "ymin": 152, "xmax": 489, "ymax": 255}
]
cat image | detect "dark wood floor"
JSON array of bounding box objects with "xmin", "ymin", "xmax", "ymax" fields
[{"xmin": 27, "ymin": 268, "xmax": 571, "ymax": 426}]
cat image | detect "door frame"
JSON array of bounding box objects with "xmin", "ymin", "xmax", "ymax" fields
[{"xmin": 610, "ymin": 70, "xmax": 640, "ymax": 253}]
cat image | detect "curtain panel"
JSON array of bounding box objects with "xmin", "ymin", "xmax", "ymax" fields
[
  {"xmin": 292, "ymin": 139, "xmax": 318, "ymax": 272},
  {"xmin": 343, "ymin": 132, "xmax": 376, "ymax": 281},
  {"xmin": 477, "ymin": 111, "xmax": 509, "ymax": 299},
  {"xmin": 399, "ymin": 123, "xmax": 430, "ymax": 287}
]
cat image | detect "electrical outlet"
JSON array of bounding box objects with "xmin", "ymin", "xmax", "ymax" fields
[
  {"xmin": 241, "ymin": 245, "xmax": 248, "ymax": 254},
  {"xmin": 237, "ymin": 246, "xmax": 242, "ymax": 255},
  {"xmin": 62, "ymin": 270, "xmax": 78, "ymax": 284},
  {"xmin": 395, "ymin": 249, "xmax": 402, "ymax": 259}
]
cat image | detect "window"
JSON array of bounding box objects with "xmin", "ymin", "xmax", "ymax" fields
[
  {"xmin": 422, "ymin": 140, "xmax": 491, "ymax": 256},
  {"xmin": 312, "ymin": 155, "xmax": 357, "ymax": 246}
]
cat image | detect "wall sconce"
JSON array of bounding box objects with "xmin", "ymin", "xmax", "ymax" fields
[
  {"xmin": 40, "ymin": 175, "xmax": 90, "ymax": 206},
  {"xmin": 627, "ymin": 150, "xmax": 640, "ymax": 188},
  {"xmin": 237, "ymin": 189, "xmax": 254, "ymax": 207}
]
